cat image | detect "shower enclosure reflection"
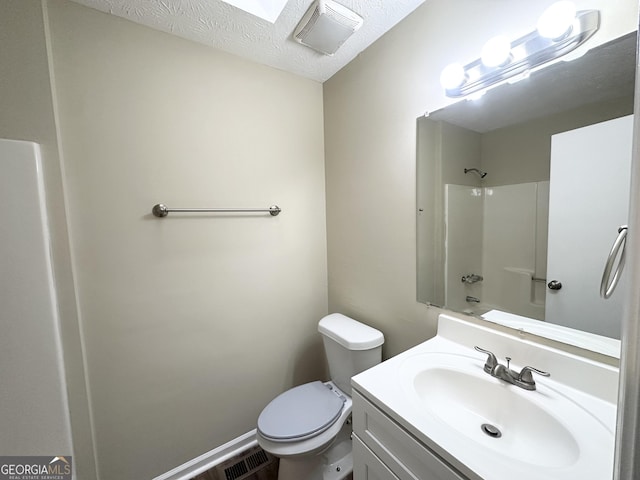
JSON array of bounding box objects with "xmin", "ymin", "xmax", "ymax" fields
[{"xmin": 416, "ymin": 34, "xmax": 636, "ymax": 346}]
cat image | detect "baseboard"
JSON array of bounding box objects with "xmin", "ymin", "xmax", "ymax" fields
[{"xmin": 152, "ymin": 429, "xmax": 258, "ymax": 480}]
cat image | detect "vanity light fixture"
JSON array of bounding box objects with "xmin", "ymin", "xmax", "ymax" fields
[
  {"xmin": 440, "ymin": 2, "xmax": 599, "ymax": 98},
  {"xmin": 439, "ymin": 63, "xmax": 466, "ymax": 90},
  {"xmin": 537, "ymin": 1, "xmax": 577, "ymax": 40},
  {"xmin": 481, "ymin": 36, "xmax": 512, "ymax": 68}
]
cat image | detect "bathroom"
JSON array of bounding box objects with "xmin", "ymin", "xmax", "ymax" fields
[{"xmin": 2, "ymin": 0, "xmax": 639, "ymax": 479}]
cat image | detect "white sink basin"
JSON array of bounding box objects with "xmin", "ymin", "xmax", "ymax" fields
[
  {"xmin": 399, "ymin": 351, "xmax": 614, "ymax": 476},
  {"xmin": 411, "ymin": 358, "xmax": 579, "ymax": 467}
]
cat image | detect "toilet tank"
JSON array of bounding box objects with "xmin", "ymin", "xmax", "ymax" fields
[{"xmin": 318, "ymin": 313, "xmax": 384, "ymax": 395}]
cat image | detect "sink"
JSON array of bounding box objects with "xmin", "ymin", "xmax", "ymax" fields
[
  {"xmin": 352, "ymin": 315, "xmax": 618, "ymax": 480},
  {"xmin": 412, "ymin": 362, "xmax": 579, "ymax": 467},
  {"xmin": 396, "ymin": 350, "xmax": 615, "ymax": 477}
]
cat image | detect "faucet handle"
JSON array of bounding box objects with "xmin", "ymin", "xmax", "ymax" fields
[
  {"xmin": 474, "ymin": 346, "xmax": 498, "ymax": 374},
  {"xmin": 518, "ymin": 366, "xmax": 551, "ymax": 386}
]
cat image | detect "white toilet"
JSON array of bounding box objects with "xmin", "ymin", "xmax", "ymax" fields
[{"xmin": 256, "ymin": 313, "xmax": 384, "ymax": 480}]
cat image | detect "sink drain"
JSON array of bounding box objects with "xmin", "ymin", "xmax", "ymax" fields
[{"xmin": 481, "ymin": 423, "xmax": 502, "ymax": 438}]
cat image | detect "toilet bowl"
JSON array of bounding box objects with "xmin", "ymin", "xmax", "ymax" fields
[{"xmin": 256, "ymin": 313, "xmax": 384, "ymax": 480}]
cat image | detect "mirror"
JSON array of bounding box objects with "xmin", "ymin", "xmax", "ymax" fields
[{"xmin": 417, "ymin": 33, "xmax": 636, "ymax": 355}]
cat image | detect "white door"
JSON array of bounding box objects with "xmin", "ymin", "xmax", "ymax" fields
[{"xmin": 545, "ymin": 115, "xmax": 633, "ymax": 338}]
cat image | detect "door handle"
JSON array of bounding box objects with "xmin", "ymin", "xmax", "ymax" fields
[{"xmin": 547, "ymin": 280, "xmax": 562, "ymax": 290}]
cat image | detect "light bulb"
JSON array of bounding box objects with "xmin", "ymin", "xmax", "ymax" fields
[
  {"xmin": 440, "ymin": 63, "xmax": 466, "ymax": 90},
  {"xmin": 537, "ymin": 1, "xmax": 577, "ymax": 40},
  {"xmin": 481, "ymin": 36, "xmax": 512, "ymax": 67},
  {"xmin": 468, "ymin": 90, "xmax": 486, "ymax": 101}
]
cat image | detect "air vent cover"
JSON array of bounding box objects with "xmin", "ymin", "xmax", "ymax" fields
[
  {"xmin": 215, "ymin": 446, "xmax": 274, "ymax": 480},
  {"xmin": 293, "ymin": 0, "xmax": 363, "ymax": 56}
]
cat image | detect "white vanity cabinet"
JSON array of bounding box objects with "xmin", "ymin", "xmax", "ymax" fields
[
  {"xmin": 353, "ymin": 435, "xmax": 399, "ymax": 480},
  {"xmin": 352, "ymin": 390, "xmax": 468, "ymax": 480}
]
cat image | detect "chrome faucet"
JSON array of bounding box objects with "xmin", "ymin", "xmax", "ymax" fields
[
  {"xmin": 461, "ymin": 274, "xmax": 484, "ymax": 284},
  {"xmin": 466, "ymin": 296, "xmax": 481, "ymax": 303},
  {"xmin": 474, "ymin": 346, "xmax": 550, "ymax": 391}
]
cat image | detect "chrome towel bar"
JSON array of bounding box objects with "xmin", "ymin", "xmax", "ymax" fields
[{"xmin": 152, "ymin": 203, "xmax": 281, "ymax": 217}]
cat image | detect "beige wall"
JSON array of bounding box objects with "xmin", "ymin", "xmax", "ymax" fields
[
  {"xmin": 45, "ymin": 1, "xmax": 327, "ymax": 478},
  {"xmin": 0, "ymin": 1, "xmax": 96, "ymax": 478},
  {"xmin": 482, "ymin": 96, "xmax": 634, "ymax": 186},
  {"xmin": 323, "ymin": 0, "xmax": 638, "ymax": 358},
  {"xmin": 3, "ymin": 0, "xmax": 637, "ymax": 478}
]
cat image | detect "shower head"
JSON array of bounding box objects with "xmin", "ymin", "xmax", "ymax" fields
[{"xmin": 464, "ymin": 168, "xmax": 487, "ymax": 178}]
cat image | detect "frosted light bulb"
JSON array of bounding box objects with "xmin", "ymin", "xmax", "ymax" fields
[
  {"xmin": 537, "ymin": 1, "xmax": 577, "ymax": 40},
  {"xmin": 481, "ymin": 36, "xmax": 512, "ymax": 67},
  {"xmin": 440, "ymin": 63, "xmax": 466, "ymax": 90}
]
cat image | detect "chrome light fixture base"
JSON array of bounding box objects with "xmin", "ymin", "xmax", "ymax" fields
[{"xmin": 444, "ymin": 9, "xmax": 600, "ymax": 98}]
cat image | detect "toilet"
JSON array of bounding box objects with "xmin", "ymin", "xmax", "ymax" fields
[{"xmin": 256, "ymin": 313, "xmax": 384, "ymax": 480}]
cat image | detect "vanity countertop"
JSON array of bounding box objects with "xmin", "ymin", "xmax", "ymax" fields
[{"xmin": 352, "ymin": 314, "xmax": 619, "ymax": 480}]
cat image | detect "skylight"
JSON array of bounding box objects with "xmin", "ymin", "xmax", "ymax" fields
[{"xmin": 220, "ymin": 0, "xmax": 290, "ymax": 23}]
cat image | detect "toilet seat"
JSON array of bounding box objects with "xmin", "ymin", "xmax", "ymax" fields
[
  {"xmin": 258, "ymin": 381, "xmax": 346, "ymax": 442},
  {"xmin": 257, "ymin": 381, "xmax": 353, "ymax": 459}
]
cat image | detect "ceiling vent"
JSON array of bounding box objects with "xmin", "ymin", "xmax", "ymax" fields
[{"xmin": 293, "ymin": 0, "xmax": 364, "ymax": 56}]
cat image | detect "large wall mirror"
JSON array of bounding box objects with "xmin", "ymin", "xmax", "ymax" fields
[{"xmin": 417, "ymin": 33, "xmax": 636, "ymax": 355}]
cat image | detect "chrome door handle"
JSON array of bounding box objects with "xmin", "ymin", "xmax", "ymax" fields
[{"xmin": 547, "ymin": 280, "xmax": 562, "ymax": 290}]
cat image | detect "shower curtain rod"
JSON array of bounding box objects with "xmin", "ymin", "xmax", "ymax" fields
[{"xmin": 151, "ymin": 203, "xmax": 281, "ymax": 217}]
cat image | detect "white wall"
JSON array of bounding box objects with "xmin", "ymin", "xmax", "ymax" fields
[
  {"xmin": 324, "ymin": 0, "xmax": 638, "ymax": 358},
  {"xmin": 45, "ymin": 1, "xmax": 327, "ymax": 478}
]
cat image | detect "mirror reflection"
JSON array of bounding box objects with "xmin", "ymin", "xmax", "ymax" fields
[{"xmin": 417, "ymin": 33, "xmax": 636, "ymax": 347}]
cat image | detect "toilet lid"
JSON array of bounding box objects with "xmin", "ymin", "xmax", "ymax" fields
[{"xmin": 258, "ymin": 381, "xmax": 345, "ymax": 442}]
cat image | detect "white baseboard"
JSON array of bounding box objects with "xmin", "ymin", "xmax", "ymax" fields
[{"xmin": 152, "ymin": 429, "xmax": 258, "ymax": 480}]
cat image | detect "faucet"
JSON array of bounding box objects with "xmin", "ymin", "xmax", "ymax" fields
[
  {"xmin": 461, "ymin": 274, "xmax": 484, "ymax": 284},
  {"xmin": 466, "ymin": 296, "xmax": 481, "ymax": 303},
  {"xmin": 474, "ymin": 346, "xmax": 550, "ymax": 391}
]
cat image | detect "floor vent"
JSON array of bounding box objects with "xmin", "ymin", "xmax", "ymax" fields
[
  {"xmin": 215, "ymin": 446, "xmax": 274, "ymax": 480},
  {"xmin": 245, "ymin": 449, "xmax": 269, "ymax": 471}
]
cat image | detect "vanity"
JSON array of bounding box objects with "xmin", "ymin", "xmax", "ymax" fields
[{"xmin": 351, "ymin": 314, "xmax": 619, "ymax": 480}]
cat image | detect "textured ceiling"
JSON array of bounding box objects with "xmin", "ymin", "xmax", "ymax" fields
[{"xmin": 68, "ymin": 0, "xmax": 427, "ymax": 82}]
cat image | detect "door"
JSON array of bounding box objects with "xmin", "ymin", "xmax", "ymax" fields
[{"xmin": 545, "ymin": 115, "xmax": 633, "ymax": 338}]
